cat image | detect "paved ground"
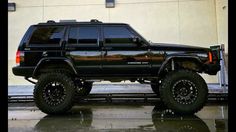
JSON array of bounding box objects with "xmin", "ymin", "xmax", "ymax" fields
[
  {"xmin": 8, "ymin": 103, "xmax": 228, "ymax": 132},
  {"xmin": 8, "ymin": 84, "xmax": 228, "ymax": 132}
]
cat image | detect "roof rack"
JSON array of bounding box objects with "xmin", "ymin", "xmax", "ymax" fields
[
  {"xmin": 90, "ymin": 19, "xmax": 102, "ymax": 23},
  {"xmin": 59, "ymin": 19, "xmax": 77, "ymax": 22},
  {"xmin": 47, "ymin": 20, "xmax": 56, "ymax": 23}
]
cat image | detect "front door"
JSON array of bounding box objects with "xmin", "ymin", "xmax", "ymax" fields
[{"xmin": 101, "ymin": 25, "xmax": 151, "ymax": 76}]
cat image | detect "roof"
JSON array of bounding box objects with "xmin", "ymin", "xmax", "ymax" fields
[{"xmin": 37, "ymin": 19, "xmax": 128, "ymax": 26}]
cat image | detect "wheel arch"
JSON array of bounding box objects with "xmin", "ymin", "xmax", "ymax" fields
[
  {"xmin": 33, "ymin": 57, "xmax": 77, "ymax": 77},
  {"xmin": 157, "ymin": 55, "xmax": 203, "ymax": 77}
]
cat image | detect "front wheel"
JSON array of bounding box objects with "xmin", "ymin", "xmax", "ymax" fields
[
  {"xmin": 159, "ymin": 70, "xmax": 208, "ymax": 115},
  {"xmin": 34, "ymin": 72, "xmax": 75, "ymax": 115}
]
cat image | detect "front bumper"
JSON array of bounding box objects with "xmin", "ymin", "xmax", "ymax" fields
[{"xmin": 12, "ymin": 66, "xmax": 34, "ymax": 77}]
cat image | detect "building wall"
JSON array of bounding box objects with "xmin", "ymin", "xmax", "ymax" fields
[{"xmin": 8, "ymin": 0, "xmax": 228, "ymax": 85}]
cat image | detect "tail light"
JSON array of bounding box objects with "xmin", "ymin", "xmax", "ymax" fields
[{"xmin": 16, "ymin": 50, "xmax": 24, "ymax": 65}]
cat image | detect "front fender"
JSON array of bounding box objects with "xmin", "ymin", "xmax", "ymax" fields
[{"xmin": 157, "ymin": 55, "xmax": 202, "ymax": 76}]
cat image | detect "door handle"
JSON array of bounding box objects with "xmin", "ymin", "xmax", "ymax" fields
[
  {"xmin": 102, "ymin": 47, "xmax": 113, "ymax": 50},
  {"xmin": 66, "ymin": 47, "xmax": 76, "ymax": 50}
]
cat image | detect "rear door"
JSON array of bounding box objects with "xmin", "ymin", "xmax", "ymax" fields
[{"xmin": 65, "ymin": 25, "xmax": 101, "ymax": 76}]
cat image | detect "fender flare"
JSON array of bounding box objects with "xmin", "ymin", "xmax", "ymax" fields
[
  {"xmin": 157, "ymin": 55, "xmax": 203, "ymax": 76},
  {"xmin": 32, "ymin": 57, "xmax": 77, "ymax": 77}
]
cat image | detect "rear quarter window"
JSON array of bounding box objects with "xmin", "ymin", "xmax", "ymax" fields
[{"xmin": 29, "ymin": 26, "xmax": 65, "ymax": 45}]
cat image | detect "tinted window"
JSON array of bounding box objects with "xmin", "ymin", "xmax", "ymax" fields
[
  {"xmin": 68, "ymin": 26, "xmax": 98, "ymax": 46},
  {"xmin": 104, "ymin": 26, "xmax": 135, "ymax": 46},
  {"xmin": 29, "ymin": 26, "xmax": 64, "ymax": 45}
]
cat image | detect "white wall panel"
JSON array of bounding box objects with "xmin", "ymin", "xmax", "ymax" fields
[{"xmin": 8, "ymin": 0, "xmax": 227, "ymax": 84}]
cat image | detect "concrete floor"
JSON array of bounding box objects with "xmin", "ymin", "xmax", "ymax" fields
[
  {"xmin": 8, "ymin": 104, "xmax": 228, "ymax": 132},
  {"xmin": 8, "ymin": 84, "xmax": 228, "ymax": 132}
]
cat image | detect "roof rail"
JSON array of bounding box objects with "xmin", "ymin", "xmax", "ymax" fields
[
  {"xmin": 47, "ymin": 20, "xmax": 56, "ymax": 23},
  {"xmin": 59, "ymin": 19, "xmax": 77, "ymax": 22},
  {"xmin": 90, "ymin": 19, "xmax": 102, "ymax": 23}
]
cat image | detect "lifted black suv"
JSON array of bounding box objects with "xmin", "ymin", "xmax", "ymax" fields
[{"xmin": 13, "ymin": 19, "xmax": 221, "ymax": 115}]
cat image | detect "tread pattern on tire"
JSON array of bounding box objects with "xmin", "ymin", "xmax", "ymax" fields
[
  {"xmin": 159, "ymin": 70, "xmax": 208, "ymax": 115},
  {"xmin": 151, "ymin": 82, "xmax": 160, "ymax": 96},
  {"xmin": 34, "ymin": 72, "xmax": 75, "ymax": 115},
  {"xmin": 77, "ymin": 82, "xmax": 93, "ymax": 96},
  {"xmin": 74, "ymin": 82, "xmax": 93, "ymax": 102}
]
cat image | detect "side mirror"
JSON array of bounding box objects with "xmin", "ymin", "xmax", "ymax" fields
[{"xmin": 132, "ymin": 36, "xmax": 140, "ymax": 43}]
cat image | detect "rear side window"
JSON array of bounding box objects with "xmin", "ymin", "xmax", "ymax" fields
[
  {"xmin": 68, "ymin": 26, "xmax": 98, "ymax": 47},
  {"xmin": 29, "ymin": 26, "xmax": 65, "ymax": 45}
]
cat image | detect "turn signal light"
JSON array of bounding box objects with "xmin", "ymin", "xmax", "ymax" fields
[{"xmin": 208, "ymin": 52, "xmax": 212, "ymax": 63}]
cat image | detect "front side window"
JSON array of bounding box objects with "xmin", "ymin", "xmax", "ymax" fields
[
  {"xmin": 68, "ymin": 26, "xmax": 98, "ymax": 47},
  {"xmin": 103, "ymin": 26, "xmax": 135, "ymax": 47},
  {"xmin": 29, "ymin": 26, "xmax": 65, "ymax": 45}
]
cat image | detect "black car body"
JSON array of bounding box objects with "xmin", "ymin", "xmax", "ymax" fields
[
  {"xmin": 13, "ymin": 20, "xmax": 220, "ymax": 79},
  {"xmin": 12, "ymin": 19, "xmax": 221, "ymax": 115}
]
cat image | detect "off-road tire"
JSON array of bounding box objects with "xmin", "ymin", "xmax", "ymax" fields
[
  {"xmin": 151, "ymin": 81, "xmax": 160, "ymax": 97},
  {"xmin": 34, "ymin": 72, "xmax": 75, "ymax": 115},
  {"xmin": 75, "ymin": 82, "xmax": 93, "ymax": 96},
  {"xmin": 159, "ymin": 70, "xmax": 208, "ymax": 115}
]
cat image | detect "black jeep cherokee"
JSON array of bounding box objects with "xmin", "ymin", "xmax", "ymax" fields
[{"xmin": 12, "ymin": 19, "xmax": 221, "ymax": 115}]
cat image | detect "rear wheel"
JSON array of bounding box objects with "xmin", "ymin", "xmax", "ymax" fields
[
  {"xmin": 159, "ymin": 70, "xmax": 208, "ymax": 115},
  {"xmin": 34, "ymin": 72, "xmax": 75, "ymax": 115},
  {"xmin": 74, "ymin": 80, "xmax": 93, "ymax": 96},
  {"xmin": 151, "ymin": 80, "xmax": 160, "ymax": 97}
]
